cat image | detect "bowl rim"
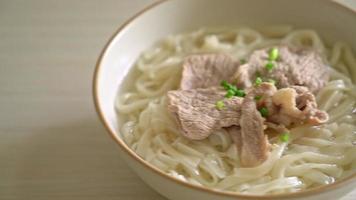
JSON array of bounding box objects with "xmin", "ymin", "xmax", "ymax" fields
[{"xmin": 93, "ymin": 0, "xmax": 356, "ymax": 199}]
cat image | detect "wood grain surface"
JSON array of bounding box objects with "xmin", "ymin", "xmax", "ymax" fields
[{"xmin": 0, "ymin": 0, "xmax": 354, "ymax": 199}]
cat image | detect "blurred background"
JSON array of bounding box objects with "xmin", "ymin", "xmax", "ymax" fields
[
  {"xmin": 0, "ymin": 0, "xmax": 355, "ymax": 200},
  {"xmin": 0, "ymin": 1, "xmax": 166, "ymax": 199}
]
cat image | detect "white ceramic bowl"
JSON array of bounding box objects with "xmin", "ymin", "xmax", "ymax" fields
[{"xmin": 93, "ymin": 0, "xmax": 356, "ymax": 199}]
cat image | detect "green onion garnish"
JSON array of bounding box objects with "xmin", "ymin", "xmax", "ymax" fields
[
  {"xmin": 265, "ymin": 62, "xmax": 275, "ymax": 71},
  {"xmin": 255, "ymin": 77, "xmax": 263, "ymax": 86},
  {"xmin": 230, "ymin": 85, "xmax": 238, "ymax": 92},
  {"xmin": 216, "ymin": 100, "xmax": 225, "ymax": 110},
  {"xmin": 254, "ymin": 95, "xmax": 262, "ymax": 101},
  {"xmin": 279, "ymin": 132, "xmax": 290, "ymax": 142},
  {"xmin": 221, "ymin": 80, "xmax": 245, "ymax": 98},
  {"xmin": 225, "ymin": 90, "xmax": 235, "ymax": 98},
  {"xmin": 269, "ymin": 47, "xmax": 279, "ymax": 61},
  {"xmin": 235, "ymin": 89, "xmax": 246, "ymax": 97},
  {"xmin": 221, "ymin": 80, "xmax": 230, "ymax": 90},
  {"xmin": 259, "ymin": 107, "xmax": 269, "ymax": 117},
  {"xmin": 221, "ymin": 80, "xmax": 236, "ymax": 91}
]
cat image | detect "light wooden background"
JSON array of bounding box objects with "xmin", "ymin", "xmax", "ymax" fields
[{"xmin": 0, "ymin": 0, "xmax": 354, "ymax": 199}]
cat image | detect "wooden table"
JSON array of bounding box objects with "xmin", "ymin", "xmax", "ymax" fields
[{"xmin": 0, "ymin": 0, "xmax": 354, "ymax": 199}]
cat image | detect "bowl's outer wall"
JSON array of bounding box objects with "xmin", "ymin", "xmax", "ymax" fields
[{"xmin": 96, "ymin": 0, "xmax": 356, "ymax": 199}]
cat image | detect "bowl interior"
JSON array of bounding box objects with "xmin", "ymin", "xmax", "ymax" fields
[
  {"xmin": 96, "ymin": 0, "xmax": 355, "ymax": 141},
  {"xmin": 94, "ymin": 0, "xmax": 356, "ymax": 195}
]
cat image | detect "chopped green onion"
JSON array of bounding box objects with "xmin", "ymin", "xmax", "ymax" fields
[
  {"xmin": 259, "ymin": 107, "xmax": 269, "ymax": 117},
  {"xmin": 268, "ymin": 79, "xmax": 276, "ymax": 85},
  {"xmin": 221, "ymin": 80, "xmax": 237, "ymax": 91},
  {"xmin": 221, "ymin": 80, "xmax": 230, "ymax": 90},
  {"xmin": 279, "ymin": 132, "xmax": 290, "ymax": 142},
  {"xmin": 225, "ymin": 90, "xmax": 235, "ymax": 98},
  {"xmin": 269, "ymin": 47, "xmax": 279, "ymax": 61},
  {"xmin": 255, "ymin": 77, "xmax": 263, "ymax": 86},
  {"xmin": 221, "ymin": 80, "xmax": 245, "ymax": 97},
  {"xmin": 265, "ymin": 62, "xmax": 275, "ymax": 71},
  {"xmin": 254, "ymin": 95, "xmax": 262, "ymax": 101},
  {"xmin": 216, "ymin": 100, "xmax": 225, "ymax": 110},
  {"xmin": 230, "ymin": 85, "xmax": 238, "ymax": 92},
  {"xmin": 240, "ymin": 58, "xmax": 247, "ymax": 64},
  {"xmin": 235, "ymin": 89, "xmax": 246, "ymax": 97}
]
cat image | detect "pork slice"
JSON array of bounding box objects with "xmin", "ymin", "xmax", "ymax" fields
[
  {"xmin": 234, "ymin": 45, "xmax": 330, "ymax": 93},
  {"xmin": 239, "ymin": 92, "xmax": 270, "ymax": 167},
  {"xmin": 269, "ymin": 86, "xmax": 329, "ymax": 126},
  {"xmin": 252, "ymin": 83, "xmax": 279, "ymax": 117},
  {"xmin": 180, "ymin": 54, "xmax": 239, "ymax": 90},
  {"xmin": 291, "ymin": 86, "xmax": 329, "ymax": 124},
  {"xmin": 167, "ymin": 88, "xmax": 243, "ymax": 140}
]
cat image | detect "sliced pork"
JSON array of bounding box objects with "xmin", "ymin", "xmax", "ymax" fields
[
  {"xmin": 166, "ymin": 45, "xmax": 330, "ymax": 167},
  {"xmin": 269, "ymin": 86, "xmax": 329, "ymax": 126},
  {"xmin": 239, "ymin": 92, "xmax": 270, "ymax": 167},
  {"xmin": 227, "ymin": 83, "xmax": 328, "ymax": 167},
  {"xmin": 180, "ymin": 54, "xmax": 238, "ymax": 90},
  {"xmin": 234, "ymin": 45, "xmax": 330, "ymax": 93},
  {"xmin": 167, "ymin": 88, "xmax": 243, "ymax": 140}
]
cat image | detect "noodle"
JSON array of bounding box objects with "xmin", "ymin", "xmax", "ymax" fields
[{"xmin": 116, "ymin": 27, "xmax": 356, "ymax": 194}]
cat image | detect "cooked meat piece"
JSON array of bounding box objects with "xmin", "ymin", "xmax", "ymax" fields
[
  {"xmin": 253, "ymin": 83, "xmax": 278, "ymax": 117},
  {"xmin": 273, "ymin": 88, "xmax": 304, "ymax": 118},
  {"xmin": 291, "ymin": 86, "xmax": 329, "ymax": 125},
  {"xmin": 265, "ymin": 122, "xmax": 289, "ymax": 134},
  {"xmin": 180, "ymin": 54, "xmax": 239, "ymax": 90},
  {"xmin": 254, "ymin": 82, "xmax": 278, "ymax": 97},
  {"xmin": 269, "ymin": 86, "xmax": 329, "ymax": 126},
  {"xmin": 166, "ymin": 46, "xmax": 330, "ymax": 167},
  {"xmin": 233, "ymin": 45, "xmax": 330, "ymax": 93},
  {"xmin": 239, "ymin": 91, "xmax": 270, "ymax": 167},
  {"xmin": 234, "ymin": 64, "xmax": 251, "ymax": 88},
  {"xmin": 167, "ymin": 88, "xmax": 243, "ymax": 140}
]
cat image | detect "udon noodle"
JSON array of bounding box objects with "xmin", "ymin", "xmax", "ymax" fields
[{"xmin": 116, "ymin": 26, "xmax": 356, "ymax": 194}]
